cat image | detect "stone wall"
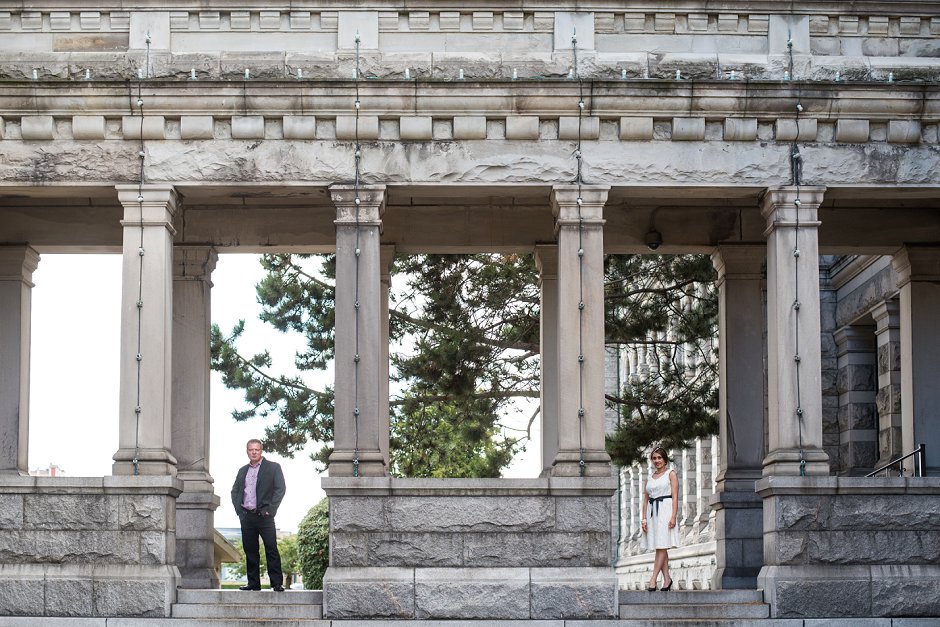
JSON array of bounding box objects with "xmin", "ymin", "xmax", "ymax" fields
[
  {"xmin": 757, "ymin": 476, "xmax": 940, "ymax": 618},
  {"xmin": 0, "ymin": 476, "xmax": 182, "ymax": 618},
  {"xmin": 322, "ymin": 476, "xmax": 618, "ymax": 619}
]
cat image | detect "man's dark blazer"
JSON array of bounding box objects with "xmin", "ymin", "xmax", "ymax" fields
[{"xmin": 231, "ymin": 458, "xmax": 286, "ymax": 518}]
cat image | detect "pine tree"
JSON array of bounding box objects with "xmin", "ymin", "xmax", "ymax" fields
[{"xmin": 211, "ymin": 252, "xmax": 718, "ymax": 476}]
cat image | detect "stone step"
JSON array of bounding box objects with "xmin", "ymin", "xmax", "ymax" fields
[
  {"xmin": 177, "ymin": 589, "xmax": 323, "ymax": 604},
  {"xmin": 620, "ymin": 603, "xmax": 770, "ymax": 620},
  {"xmin": 172, "ymin": 602, "xmax": 323, "ymax": 620},
  {"xmin": 619, "ymin": 589, "xmax": 764, "ymax": 604}
]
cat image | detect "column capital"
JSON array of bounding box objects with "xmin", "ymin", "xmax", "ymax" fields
[
  {"xmin": 116, "ymin": 184, "xmax": 179, "ymax": 232},
  {"xmin": 173, "ymin": 245, "xmax": 218, "ymax": 283},
  {"xmin": 870, "ymin": 299, "xmax": 900, "ymax": 334},
  {"xmin": 380, "ymin": 244, "xmax": 396, "ymax": 278},
  {"xmin": 760, "ymin": 186, "xmax": 826, "ymax": 234},
  {"xmin": 833, "ymin": 325, "xmax": 876, "ymax": 355},
  {"xmin": 551, "ymin": 185, "xmax": 609, "ymax": 225},
  {"xmin": 0, "ymin": 245, "xmax": 40, "ymax": 285},
  {"xmin": 330, "ymin": 184, "xmax": 386, "ymax": 225},
  {"xmin": 534, "ymin": 244, "xmax": 558, "ymax": 280},
  {"xmin": 892, "ymin": 245, "xmax": 940, "ymax": 289},
  {"xmin": 711, "ymin": 243, "xmax": 765, "ymax": 283}
]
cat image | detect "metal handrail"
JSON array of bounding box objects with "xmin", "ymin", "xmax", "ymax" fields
[{"xmin": 865, "ymin": 443, "xmax": 926, "ymax": 477}]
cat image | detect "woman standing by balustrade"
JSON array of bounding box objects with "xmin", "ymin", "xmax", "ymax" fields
[{"xmin": 641, "ymin": 446, "xmax": 680, "ymax": 591}]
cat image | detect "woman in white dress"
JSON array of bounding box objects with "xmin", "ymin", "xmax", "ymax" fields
[{"xmin": 641, "ymin": 446, "xmax": 680, "ymax": 591}]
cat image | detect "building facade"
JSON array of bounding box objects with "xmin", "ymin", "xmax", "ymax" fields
[{"xmin": 1, "ymin": 0, "xmax": 939, "ymax": 619}]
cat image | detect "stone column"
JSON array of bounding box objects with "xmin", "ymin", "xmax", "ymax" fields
[
  {"xmin": 679, "ymin": 448, "xmax": 697, "ymax": 540},
  {"xmin": 833, "ymin": 326, "xmax": 877, "ymax": 475},
  {"xmin": 379, "ymin": 244, "xmax": 395, "ymax": 468},
  {"xmin": 695, "ymin": 436, "xmax": 715, "ymax": 537},
  {"xmin": 172, "ymin": 245, "xmax": 221, "ymax": 588},
  {"xmin": 760, "ymin": 187, "xmax": 829, "ymax": 476},
  {"xmin": 710, "ymin": 243, "xmax": 766, "ymax": 589},
  {"xmin": 892, "ymin": 246, "xmax": 940, "ymax": 475},
  {"xmin": 0, "ymin": 245, "xmax": 39, "ymax": 476},
  {"xmin": 550, "ymin": 185, "xmax": 611, "ymax": 477},
  {"xmin": 534, "ymin": 244, "xmax": 559, "ymax": 475},
  {"xmin": 113, "ymin": 185, "xmax": 179, "ymax": 476},
  {"xmin": 329, "ymin": 185, "xmax": 387, "ymax": 477},
  {"xmin": 870, "ymin": 300, "xmax": 903, "ymax": 468}
]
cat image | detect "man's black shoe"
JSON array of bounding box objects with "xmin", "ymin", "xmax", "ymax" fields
[
  {"xmin": 272, "ymin": 586, "xmax": 285, "ymax": 592},
  {"xmin": 239, "ymin": 585, "xmax": 261, "ymax": 591}
]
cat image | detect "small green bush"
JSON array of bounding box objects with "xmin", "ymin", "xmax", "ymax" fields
[{"xmin": 297, "ymin": 497, "xmax": 329, "ymax": 590}]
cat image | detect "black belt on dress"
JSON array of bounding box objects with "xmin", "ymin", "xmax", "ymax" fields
[{"xmin": 648, "ymin": 495, "xmax": 671, "ymax": 517}]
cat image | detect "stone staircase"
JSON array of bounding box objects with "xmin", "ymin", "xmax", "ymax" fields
[
  {"xmin": 618, "ymin": 589, "xmax": 770, "ymax": 621},
  {"xmin": 172, "ymin": 589, "xmax": 323, "ymax": 620}
]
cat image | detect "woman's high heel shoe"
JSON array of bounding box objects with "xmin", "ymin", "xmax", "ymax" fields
[
  {"xmin": 660, "ymin": 579, "xmax": 673, "ymax": 592},
  {"xmin": 646, "ymin": 585, "xmax": 657, "ymax": 592}
]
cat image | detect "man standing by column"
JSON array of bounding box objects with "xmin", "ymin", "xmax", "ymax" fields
[{"xmin": 231, "ymin": 439, "xmax": 286, "ymax": 591}]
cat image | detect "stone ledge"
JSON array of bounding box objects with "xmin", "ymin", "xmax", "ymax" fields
[
  {"xmin": 0, "ymin": 475, "xmax": 184, "ymax": 496},
  {"xmin": 756, "ymin": 475, "xmax": 940, "ymax": 496},
  {"xmin": 322, "ymin": 476, "xmax": 618, "ymax": 497}
]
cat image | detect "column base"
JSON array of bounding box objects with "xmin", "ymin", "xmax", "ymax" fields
[
  {"xmin": 328, "ymin": 449, "xmax": 387, "ymax": 477},
  {"xmin": 762, "ymin": 448, "xmax": 829, "ymax": 476},
  {"xmin": 113, "ymin": 447, "xmax": 178, "ymax": 476},
  {"xmin": 551, "ymin": 450, "xmax": 612, "ymax": 477},
  {"xmin": 710, "ymin": 486, "xmax": 763, "ymax": 590},
  {"xmin": 176, "ymin": 491, "xmax": 221, "ymax": 590}
]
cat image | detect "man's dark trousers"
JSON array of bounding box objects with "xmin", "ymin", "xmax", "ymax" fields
[{"xmin": 240, "ymin": 510, "xmax": 282, "ymax": 589}]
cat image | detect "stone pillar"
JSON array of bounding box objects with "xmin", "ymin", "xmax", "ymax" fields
[
  {"xmin": 892, "ymin": 246, "xmax": 940, "ymax": 476},
  {"xmin": 695, "ymin": 436, "xmax": 715, "ymax": 537},
  {"xmin": 534, "ymin": 244, "xmax": 559, "ymax": 475},
  {"xmin": 329, "ymin": 185, "xmax": 387, "ymax": 477},
  {"xmin": 710, "ymin": 243, "xmax": 766, "ymax": 589},
  {"xmin": 679, "ymin": 448, "xmax": 697, "ymax": 540},
  {"xmin": 172, "ymin": 245, "xmax": 221, "ymax": 589},
  {"xmin": 379, "ymin": 244, "xmax": 395, "ymax": 468},
  {"xmin": 549, "ymin": 185, "xmax": 611, "ymax": 477},
  {"xmin": 760, "ymin": 187, "xmax": 829, "ymax": 476},
  {"xmin": 113, "ymin": 185, "xmax": 179, "ymax": 476},
  {"xmin": 870, "ymin": 300, "xmax": 903, "ymax": 468},
  {"xmin": 833, "ymin": 326, "xmax": 877, "ymax": 475},
  {"xmin": 0, "ymin": 245, "xmax": 39, "ymax": 476}
]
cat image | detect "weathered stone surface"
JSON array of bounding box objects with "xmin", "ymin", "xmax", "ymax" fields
[
  {"xmin": 140, "ymin": 531, "xmax": 169, "ymax": 565},
  {"xmin": 30, "ymin": 530, "xmax": 140, "ymax": 564},
  {"xmin": 282, "ymin": 115, "xmax": 316, "ymax": 140},
  {"xmin": 21, "ymin": 115, "xmax": 55, "ymax": 140},
  {"xmin": 453, "ymin": 116, "xmax": 486, "ymax": 140},
  {"xmin": 72, "ymin": 115, "xmax": 106, "ymax": 140},
  {"xmin": 871, "ymin": 566, "xmax": 940, "ymax": 617},
  {"xmin": 385, "ymin": 496, "xmax": 554, "ymax": 532},
  {"xmin": 414, "ymin": 567, "xmax": 529, "ymax": 619},
  {"xmin": 0, "ymin": 494, "xmax": 24, "ymax": 528},
  {"xmin": 367, "ymin": 532, "xmax": 463, "ymax": 567},
  {"xmin": 530, "ymin": 568, "xmax": 617, "ymax": 619},
  {"xmin": 558, "ymin": 116, "xmax": 599, "ymax": 140},
  {"xmin": 122, "ymin": 116, "xmax": 166, "ymax": 140},
  {"xmin": 0, "ymin": 579, "xmax": 44, "ymax": 615},
  {"xmin": 808, "ymin": 531, "xmax": 940, "ymax": 565},
  {"xmin": 119, "ymin": 495, "xmax": 168, "ymax": 531},
  {"xmin": 620, "ymin": 117, "xmax": 653, "ymax": 140},
  {"xmin": 93, "ymin": 579, "xmax": 170, "ymax": 617},
  {"xmin": 774, "ymin": 496, "xmax": 830, "ymax": 530},
  {"xmin": 180, "ymin": 115, "xmax": 214, "ymax": 140},
  {"xmin": 24, "ymin": 494, "xmax": 117, "ymax": 530},
  {"xmin": 231, "ymin": 115, "xmax": 264, "ymax": 139},
  {"xmin": 400, "ymin": 116, "xmax": 432, "ymax": 141},
  {"xmin": 331, "ymin": 532, "xmax": 368, "ymax": 566},
  {"xmin": 505, "ymin": 116, "xmax": 539, "ymax": 140},
  {"xmin": 672, "ymin": 117, "xmax": 705, "ymax": 140},
  {"xmin": 828, "ymin": 495, "xmax": 940, "ymax": 529},
  {"xmin": 336, "ymin": 116, "xmax": 379, "ymax": 140},
  {"xmin": 45, "ymin": 579, "xmax": 94, "ymax": 616},
  {"xmin": 323, "ymin": 567, "xmax": 414, "ymax": 619},
  {"xmin": 463, "ymin": 532, "xmax": 607, "ymax": 566},
  {"xmin": 774, "ymin": 578, "xmax": 871, "ymax": 618},
  {"xmin": 330, "ymin": 497, "xmax": 386, "ymax": 532},
  {"xmin": 555, "ymin": 496, "xmax": 609, "ymax": 532}
]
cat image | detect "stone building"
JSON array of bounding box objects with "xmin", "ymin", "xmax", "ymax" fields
[{"xmin": 1, "ymin": 0, "xmax": 939, "ymax": 620}]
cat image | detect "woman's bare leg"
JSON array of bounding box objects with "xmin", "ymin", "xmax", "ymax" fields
[
  {"xmin": 661, "ymin": 550, "xmax": 672, "ymax": 588},
  {"xmin": 649, "ymin": 549, "xmax": 667, "ymax": 588}
]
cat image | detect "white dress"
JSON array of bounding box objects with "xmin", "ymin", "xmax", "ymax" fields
[{"xmin": 642, "ymin": 469, "xmax": 680, "ymax": 550}]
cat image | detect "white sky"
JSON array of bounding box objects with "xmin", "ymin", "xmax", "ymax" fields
[{"xmin": 29, "ymin": 253, "xmax": 539, "ymax": 533}]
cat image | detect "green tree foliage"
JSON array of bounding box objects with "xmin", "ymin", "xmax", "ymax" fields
[
  {"xmin": 604, "ymin": 254, "xmax": 719, "ymax": 466},
  {"xmin": 278, "ymin": 534, "xmax": 301, "ymax": 589},
  {"xmin": 297, "ymin": 498, "xmax": 330, "ymax": 590},
  {"xmin": 211, "ymin": 251, "xmax": 718, "ymax": 475}
]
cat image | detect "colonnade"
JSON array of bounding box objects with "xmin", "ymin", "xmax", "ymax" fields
[{"xmin": 1, "ymin": 182, "xmax": 938, "ymax": 592}]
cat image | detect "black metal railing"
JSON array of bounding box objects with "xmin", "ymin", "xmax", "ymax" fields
[{"xmin": 865, "ymin": 443, "xmax": 926, "ymax": 478}]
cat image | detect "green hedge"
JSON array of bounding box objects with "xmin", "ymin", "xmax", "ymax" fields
[{"xmin": 297, "ymin": 497, "xmax": 330, "ymax": 590}]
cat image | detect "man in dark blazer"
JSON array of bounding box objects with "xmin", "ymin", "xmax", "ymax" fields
[{"xmin": 231, "ymin": 438, "xmax": 287, "ymax": 591}]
